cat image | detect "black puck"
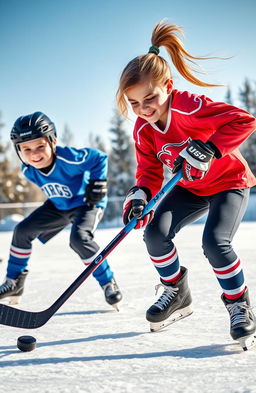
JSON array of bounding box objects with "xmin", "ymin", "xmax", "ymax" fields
[{"xmin": 17, "ymin": 335, "xmax": 37, "ymax": 352}]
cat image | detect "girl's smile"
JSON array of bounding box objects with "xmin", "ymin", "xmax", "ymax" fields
[{"xmin": 125, "ymin": 78, "xmax": 173, "ymax": 129}]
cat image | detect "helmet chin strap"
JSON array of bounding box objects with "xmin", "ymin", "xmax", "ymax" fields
[{"xmin": 16, "ymin": 145, "xmax": 27, "ymax": 165}]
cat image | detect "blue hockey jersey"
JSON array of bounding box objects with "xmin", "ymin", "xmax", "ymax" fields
[{"xmin": 22, "ymin": 145, "xmax": 108, "ymax": 210}]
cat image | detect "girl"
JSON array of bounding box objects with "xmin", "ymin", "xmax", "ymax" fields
[
  {"xmin": 117, "ymin": 21, "xmax": 256, "ymax": 349},
  {"xmin": 0, "ymin": 112, "xmax": 122, "ymax": 310}
]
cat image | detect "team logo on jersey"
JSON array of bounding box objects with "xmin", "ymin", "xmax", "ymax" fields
[
  {"xmin": 41, "ymin": 183, "xmax": 73, "ymax": 198},
  {"xmin": 157, "ymin": 138, "xmax": 191, "ymax": 170}
]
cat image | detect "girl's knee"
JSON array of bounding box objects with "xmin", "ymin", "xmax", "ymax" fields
[
  {"xmin": 202, "ymin": 233, "xmax": 230, "ymax": 261},
  {"xmin": 144, "ymin": 224, "xmax": 172, "ymax": 255},
  {"xmin": 144, "ymin": 224, "xmax": 161, "ymax": 245}
]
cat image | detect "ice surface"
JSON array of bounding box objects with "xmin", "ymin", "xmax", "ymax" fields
[{"xmin": 0, "ymin": 223, "xmax": 256, "ymax": 393}]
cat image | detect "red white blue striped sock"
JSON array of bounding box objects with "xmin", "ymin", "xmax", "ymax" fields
[
  {"xmin": 7, "ymin": 245, "xmax": 32, "ymax": 279},
  {"xmin": 149, "ymin": 246, "xmax": 181, "ymax": 284},
  {"xmin": 213, "ymin": 258, "xmax": 245, "ymax": 300}
]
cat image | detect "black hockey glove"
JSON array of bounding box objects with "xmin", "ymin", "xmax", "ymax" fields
[
  {"xmin": 173, "ymin": 139, "xmax": 215, "ymax": 181},
  {"xmin": 123, "ymin": 186, "xmax": 154, "ymax": 229},
  {"xmin": 85, "ymin": 179, "xmax": 107, "ymax": 205}
]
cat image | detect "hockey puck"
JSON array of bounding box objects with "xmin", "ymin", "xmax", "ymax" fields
[{"xmin": 17, "ymin": 335, "xmax": 37, "ymax": 352}]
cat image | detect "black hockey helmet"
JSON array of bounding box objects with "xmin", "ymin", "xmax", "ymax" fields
[{"xmin": 10, "ymin": 112, "xmax": 57, "ymax": 160}]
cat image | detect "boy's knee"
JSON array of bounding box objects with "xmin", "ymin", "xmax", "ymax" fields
[
  {"xmin": 12, "ymin": 220, "xmax": 32, "ymax": 242},
  {"xmin": 69, "ymin": 230, "xmax": 91, "ymax": 252},
  {"xmin": 14, "ymin": 220, "xmax": 27, "ymax": 234}
]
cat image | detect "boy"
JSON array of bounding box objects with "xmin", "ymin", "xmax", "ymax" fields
[{"xmin": 0, "ymin": 112, "xmax": 122, "ymax": 310}]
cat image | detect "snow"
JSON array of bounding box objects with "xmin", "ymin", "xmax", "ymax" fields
[
  {"xmin": 0, "ymin": 214, "xmax": 24, "ymax": 231},
  {"xmin": 1, "ymin": 223, "xmax": 256, "ymax": 393}
]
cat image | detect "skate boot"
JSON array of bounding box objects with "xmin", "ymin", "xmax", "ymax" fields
[
  {"xmin": 102, "ymin": 278, "xmax": 122, "ymax": 311},
  {"xmin": 146, "ymin": 266, "xmax": 193, "ymax": 332},
  {"xmin": 222, "ymin": 288, "xmax": 256, "ymax": 350},
  {"xmin": 0, "ymin": 270, "xmax": 29, "ymax": 305}
]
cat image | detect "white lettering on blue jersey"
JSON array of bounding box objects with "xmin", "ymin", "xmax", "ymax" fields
[
  {"xmin": 22, "ymin": 145, "xmax": 108, "ymax": 210},
  {"xmin": 41, "ymin": 183, "xmax": 73, "ymax": 198}
]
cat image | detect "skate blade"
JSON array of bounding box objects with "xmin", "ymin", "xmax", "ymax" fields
[
  {"xmin": 112, "ymin": 303, "xmax": 120, "ymax": 312},
  {"xmin": 110, "ymin": 299, "xmax": 122, "ymax": 312},
  {"xmin": 9, "ymin": 296, "xmax": 22, "ymax": 305},
  {"xmin": 237, "ymin": 334, "xmax": 256, "ymax": 351},
  {"xmin": 150, "ymin": 305, "xmax": 193, "ymax": 332},
  {"xmin": 0, "ymin": 296, "xmax": 21, "ymax": 305}
]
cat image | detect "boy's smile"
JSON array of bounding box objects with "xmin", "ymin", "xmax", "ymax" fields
[{"xmin": 19, "ymin": 137, "xmax": 56, "ymax": 168}]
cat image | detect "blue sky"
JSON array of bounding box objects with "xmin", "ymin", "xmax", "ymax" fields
[{"xmin": 0, "ymin": 0, "xmax": 255, "ymax": 148}]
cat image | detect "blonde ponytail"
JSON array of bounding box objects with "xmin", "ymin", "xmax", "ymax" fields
[
  {"xmin": 117, "ymin": 21, "xmax": 223, "ymax": 117},
  {"xmin": 151, "ymin": 22, "xmax": 221, "ymax": 88}
]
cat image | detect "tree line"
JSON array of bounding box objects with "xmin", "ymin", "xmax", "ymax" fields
[{"xmin": 0, "ymin": 78, "xmax": 256, "ymax": 222}]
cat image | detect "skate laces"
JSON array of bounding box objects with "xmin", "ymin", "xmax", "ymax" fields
[
  {"xmin": 0, "ymin": 278, "xmax": 16, "ymax": 295},
  {"xmin": 226, "ymin": 301, "xmax": 252, "ymax": 326},
  {"xmin": 154, "ymin": 283, "xmax": 178, "ymax": 310}
]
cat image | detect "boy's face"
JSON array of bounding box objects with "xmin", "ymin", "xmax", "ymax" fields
[{"xmin": 18, "ymin": 137, "xmax": 56, "ymax": 168}]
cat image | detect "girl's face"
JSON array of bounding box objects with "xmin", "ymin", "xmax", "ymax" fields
[
  {"xmin": 125, "ymin": 77, "xmax": 173, "ymax": 128},
  {"xmin": 19, "ymin": 137, "xmax": 56, "ymax": 168}
]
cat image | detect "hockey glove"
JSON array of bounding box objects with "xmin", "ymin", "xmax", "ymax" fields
[
  {"xmin": 123, "ymin": 186, "xmax": 154, "ymax": 229},
  {"xmin": 173, "ymin": 139, "xmax": 215, "ymax": 181},
  {"xmin": 85, "ymin": 179, "xmax": 107, "ymax": 205}
]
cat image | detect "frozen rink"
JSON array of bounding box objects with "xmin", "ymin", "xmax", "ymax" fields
[{"xmin": 0, "ymin": 222, "xmax": 256, "ymax": 393}]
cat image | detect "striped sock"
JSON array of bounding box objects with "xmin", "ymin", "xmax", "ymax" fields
[
  {"xmin": 213, "ymin": 258, "xmax": 245, "ymax": 300},
  {"xmin": 7, "ymin": 245, "xmax": 32, "ymax": 279},
  {"xmin": 149, "ymin": 246, "xmax": 181, "ymax": 284}
]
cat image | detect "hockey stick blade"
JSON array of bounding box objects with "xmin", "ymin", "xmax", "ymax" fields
[{"xmin": 0, "ymin": 171, "xmax": 182, "ymax": 329}]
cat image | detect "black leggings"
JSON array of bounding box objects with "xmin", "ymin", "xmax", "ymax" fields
[
  {"xmin": 144, "ymin": 186, "xmax": 250, "ymax": 269},
  {"xmin": 7, "ymin": 200, "xmax": 114, "ymax": 285},
  {"xmin": 11, "ymin": 200, "xmax": 103, "ymax": 259}
]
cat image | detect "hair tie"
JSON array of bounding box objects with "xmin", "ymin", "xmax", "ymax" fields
[{"xmin": 148, "ymin": 45, "xmax": 160, "ymax": 55}]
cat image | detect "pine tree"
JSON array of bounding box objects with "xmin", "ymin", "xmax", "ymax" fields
[
  {"xmin": 104, "ymin": 109, "xmax": 136, "ymax": 224},
  {"xmin": 0, "ymin": 112, "xmax": 44, "ymax": 219},
  {"xmin": 108, "ymin": 110, "xmax": 136, "ymax": 195},
  {"xmin": 225, "ymin": 86, "xmax": 233, "ymax": 105},
  {"xmin": 60, "ymin": 124, "xmax": 74, "ymax": 146},
  {"xmin": 239, "ymin": 78, "xmax": 256, "ymax": 116},
  {"xmin": 239, "ymin": 79, "xmax": 256, "ymax": 176},
  {"xmin": 88, "ymin": 133, "xmax": 107, "ymax": 152}
]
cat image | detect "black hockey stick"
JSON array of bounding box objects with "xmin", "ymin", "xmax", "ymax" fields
[{"xmin": 0, "ymin": 171, "xmax": 182, "ymax": 329}]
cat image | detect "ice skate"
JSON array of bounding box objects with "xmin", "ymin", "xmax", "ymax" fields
[
  {"xmin": 0, "ymin": 270, "xmax": 28, "ymax": 305},
  {"xmin": 222, "ymin": 288, "xmax": 256, "ymax": 351},
  {"xmin": 146, "ymin": 266, "xmax": 193, "ymax": 332},
  {"xmin": 102, "ymin": 278, "xmax": 122, "ymax": 311}
]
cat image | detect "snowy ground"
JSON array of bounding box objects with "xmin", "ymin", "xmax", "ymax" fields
[{"xmin": 0, "ymin": 223, "xmax": 256, "ymax": 393}]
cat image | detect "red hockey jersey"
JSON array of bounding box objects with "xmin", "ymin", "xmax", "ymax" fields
[{"xmin": 133, "ymin": 89, "xmax": 256, "ymax": 197}]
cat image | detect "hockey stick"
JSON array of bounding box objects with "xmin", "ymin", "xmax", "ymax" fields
[{"xmin": 0, "ymin": 171, "xmax": 182, "ymax": 329}]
